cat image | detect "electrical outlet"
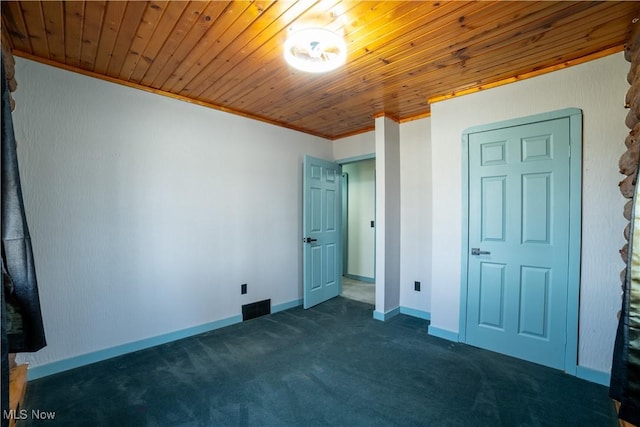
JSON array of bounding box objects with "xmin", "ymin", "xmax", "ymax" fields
[
  {"xmin": 414, "ymin": 281, "xmax": 421, "ymax": 292},
  {"xmin": 241, "ymin": 284, "xmax": 247, "ymax": 294}
]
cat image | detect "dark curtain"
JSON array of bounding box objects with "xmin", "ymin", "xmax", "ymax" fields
[
  {"xmin": 1, "ymin": 54, "xmax": 47, "ymax": 426},
  {"xmin": 1, "ymin": 274, "xmax": 8, "ymax": 427},
  {"xmin": 610, "ymin": 160, "xmax": 640, "ymax": 424}
]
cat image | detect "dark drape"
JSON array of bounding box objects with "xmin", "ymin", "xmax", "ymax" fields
[
  {"xmin": 1, "ymin": 47, "xmax": 47, "ymax": 359},
  {"xmin": 610, "ymin": 160, "xmax": 640, "ymax": 424},
  {"xmin": 1, "ymin": 273, "xmax": 8, "ymax": 427},
  {"xmin": 1, "ymin": 55, "xmax": 46, "ymax": 353}
]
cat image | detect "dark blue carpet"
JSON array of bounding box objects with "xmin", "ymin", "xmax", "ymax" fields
[{"xmin": 20, "ymin": 297, "xmax": 616, "ymax": 426}]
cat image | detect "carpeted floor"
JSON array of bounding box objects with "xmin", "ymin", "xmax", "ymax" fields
[{"xmin": 19, "ymin": 297, "xmax": 616, "ymax": 426}]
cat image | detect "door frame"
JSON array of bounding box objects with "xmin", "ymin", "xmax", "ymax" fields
[
  {"xmin": 341, "ymin": 172, "xmax": 349, "ymax": 276},
  {"xmin": 459, "ymin": 108, "xmax": 582, "ymax": 374},
  {"xmin": 337, "ymin": 154, "xmax": 377, "ymax": 283}
]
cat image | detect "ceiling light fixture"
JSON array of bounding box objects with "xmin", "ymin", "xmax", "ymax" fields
[{"xmin": 284, "ymin": 27, "xmax": 347, "ymax": 73}]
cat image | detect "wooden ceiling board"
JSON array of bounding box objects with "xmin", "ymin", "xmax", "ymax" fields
[
  {"xmin": 452, "ymin": 5, "xmax": 632, "ymax": 87},
  {"xmin": 79, "ymin": 1, "xmax": 107, "ymax": 70},
  {"xmin": 376, "ymin": 3, "xmax": 566, "ymax": 78},
  {"xmin": 19, "ymin": 2, "xmax": 48, "ymax": 59},
  {"xmin": 63, "ymin": 1, "xmax": 85, "ymax": 68},
  {"xmin": 244, "ymin": 6, "xmax": 506, "ymax": 132},
  {"xmin": 193, "ymin": 0, "xmax": 319, "ymax": 102},
  {"xmin": 105, "ymin": 1, "xmax": 147, "ymax": 77},
  {"xmin": 320, "ymin": 1, "xmax": 632, "ymax": 122},
  {"xmin": 243, "ymin": 1, "xmax": 569, "ymax": 124},
  {"xmin": 136, "ymin": 1, "xmax": 210, "ymax": 87},
  {"xmin": 118, "ymin": 1, "xmax": 169, "ymax": 81},
  {"xmin": 227, "ymin": 1, "xmax": 467, "ymax": 115},
  {"xmin": 128, "ymin": 1, "xmax": 189, "ymax": 83},
  {"xmin": 188, "ymin": 0, "xmax": 330, "ymax": 100},
  {"xmin": 417, "ymin": 5, "xmax": 622, "ymax": 94},
  {"xmin": 40, "ymin": 1, "xmax": 64, "ymax": 64},
  {"xmin": 344, "ymin": 2, "xmax": 575, "ymax": 93},
  {"xmin": 455, "ymin": 1, "xmax": 619, "ymax": 67},
  {"xmin": 145, "ymin": 1, "xmax": 229, "ymax": 88},
  {"xmin": 165, "ymin": 1, "xmax": 273, "ymax": 94},
  {"xmin": 189, "ymin": 0, "xmax": 349, "ymax": 101},
  {"xmin": 203, "ymin": 0, "xmax": 351, "ymax": 106},
  {"xmin": 263, "ymin": 3, "xmax": 506, "ymax": 118},
  {"xmin": 93, "ymin": 1, "xmax": 126, "ymax": 74},
  {"xmin": 3, "ymin": 1, "xmax": 32, "ymax": 53},
  {"xmin": 2, "ymin": 0, "xmax": 639, "ymax": 139}
]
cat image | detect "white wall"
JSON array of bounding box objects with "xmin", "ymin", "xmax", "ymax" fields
[
  {"xmin": 333, "ymin": 131, "xmax": 374, "ymax": 161},
  {"xmin": 342, "ymin": 159, "xmax": 375, "ymax": 279},
  {"xmin": 375, "ymin": 116, "xmax": 401, "ymax": 314},
  {"xmin": 399, "ymin": 118, "xmax": 432, "ymax": 313},
  {"xmin": 430, "ymin": 53, "xmax": 629, "ymax": 373},
  {"xmin": 12, "ymin": 58, "xmax": 333, "ymax": 369}
]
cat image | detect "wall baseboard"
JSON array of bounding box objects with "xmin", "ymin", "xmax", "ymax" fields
[
  {"xmin": 374, "ymin": 306, "xmax": 430, "ymax": 322},
  {"xmin": 273, "ymin": 299, "xmax": 302, "ymax": 313},
  {"xmin": 400, "ymin": 307, "xmax": 431, "ymax": 320},
  {"xmin": 373, "ymin": 307, "xmax": 400, "ymax": 321},
  {"xmin": 576, "ymin": 365, "xmax": 610, "ymax": 387},
  {"xmin": 428, "ymin": 325, "xmax": 459, "ymax": 342},
  {"xmin": 27, "ymin": 298, "xmax": 303, "ymax": 381}
]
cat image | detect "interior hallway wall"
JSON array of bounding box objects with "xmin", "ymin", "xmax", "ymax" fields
[
  {"xmin": 11, "ymin": 58, "xmax": 333, "ymax": 370},
  {"xmin": 430, "ymin": 52, "xmax": 629, "ymax": 375},
  {"xmin": 342, "ymin": 159, "xmax": 375, "ymax": 280}
]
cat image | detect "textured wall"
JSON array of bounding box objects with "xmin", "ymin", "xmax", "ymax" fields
[
  {"xmin": 430, "ymin": 53, "xmax": 629, "ymax": 373},
  {"xmin": 333, "ymin": 131, "xmax": 375, "ymax": 161},
  {"xmin": 399, "ymin": 118, "xmax": 432, "ymax": 313},
  {"xmin": 11, "ymin": 58, "xmax": 333, "ymax": 369},
  {"xmin": 374, "ymin": 116, "xmax": 401, "ymax": 313}
]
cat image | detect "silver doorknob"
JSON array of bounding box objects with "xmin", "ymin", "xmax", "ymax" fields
[{"xmin": 471, "ymin": 248, "xmax": 491, "ymax": 255}]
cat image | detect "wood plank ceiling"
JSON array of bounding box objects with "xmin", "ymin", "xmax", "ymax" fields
[{"xmin": 1, "ymin": 1, "xmax": 639, "ymax": 139}]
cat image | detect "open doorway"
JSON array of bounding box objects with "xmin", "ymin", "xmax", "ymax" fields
[{"xmin": 340, "ymin": 158, "xmax": 375, "ymax": 305}]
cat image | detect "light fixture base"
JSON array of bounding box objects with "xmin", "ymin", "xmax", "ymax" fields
[{"xmin": 284, "ymin": 27, "xmax": 347, "ymax": 73}]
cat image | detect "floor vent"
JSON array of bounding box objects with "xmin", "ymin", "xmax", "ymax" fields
[{"xmin": 242, "ymin": 299, "xmax": 271, "ymax": 321}]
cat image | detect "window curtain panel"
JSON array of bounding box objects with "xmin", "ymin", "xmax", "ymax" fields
[
  {"xmin": 1, "ymin": 51, "xmax": 47, "ymax": 404},
  {"xmin": 1, "ymin": 279, "xmax": 8, "ymax": 427},
  {"xmin": 610, "ymin": 159, "xmax": 640, "ymax": 424}
]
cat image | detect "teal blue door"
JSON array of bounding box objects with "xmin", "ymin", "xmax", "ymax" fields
[
  {"xmin": 303, "ymin": 155, "xmax": 341, "ymax": 309},
  {"xmin": 465, "ymin": 117, "xmax": 571, "ymax": 370}
]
